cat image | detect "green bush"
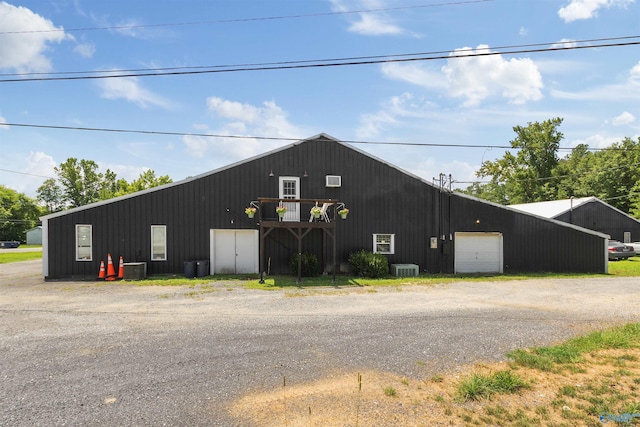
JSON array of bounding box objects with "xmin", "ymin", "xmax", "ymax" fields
[
  {"xmin": 290, "ymin": 252, "xmax": 319, "ymax": 277},
  {"xmin": 348, "ymin": 250, "xmax": 389, "ymax": 278}
]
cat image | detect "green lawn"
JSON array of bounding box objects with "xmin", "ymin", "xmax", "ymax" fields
[
  {"xmin": 1, "ymin": 251, "xmax": 638, "ymax": 283},
  {"xmin": 0, "ymin": 251, "xmax": 42, "ymax": 264}
]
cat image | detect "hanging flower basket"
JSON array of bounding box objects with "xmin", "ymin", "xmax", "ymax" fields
[
  {"xmin": 276, "ymin": 205, "xmax": 287, "ymax": 218},
  {"xmin": 310, "ymin": 206, "xmax": 322, "ymax": 218},
  {"xmin": 338, "ymin": 208, "xmax": 349, "ymax": 219},
  {"xmin": 245, "ymin": 207, "xmax": 256, "ymax": 218}
]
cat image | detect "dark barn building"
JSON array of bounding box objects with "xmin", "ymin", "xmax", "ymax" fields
[
  {"xmin": 510, "ymin": 197, "xmax": 640, "ymax": 243},
  {"xmin": 41, "ymin": 134, "xmax": 609, "ymax": 280}
]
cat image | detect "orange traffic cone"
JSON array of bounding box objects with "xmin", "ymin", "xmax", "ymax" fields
[
  {"xmin": 105, "ymin": 253, "xmax": 116, "ymax": 281},
  {"xmin": 117, "ymin": 256, "xmax": 124, "ymax": 280},
  {"xmin": 97, "ymin": 260, "xmax": 106, "ymax": 280}
]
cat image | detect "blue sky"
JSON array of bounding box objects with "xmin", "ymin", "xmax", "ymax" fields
[{"xmin": 1, "ymin": 0, "xmax": 639, "ymax": 198}]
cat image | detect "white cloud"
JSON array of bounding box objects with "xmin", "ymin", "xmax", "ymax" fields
[
  {"xmin": 443, "ymin": 46, "xmax": 544, "ymax": 107},
  {"xmin": 357, "ymin": 92, "xmax": 440, "ymax": 138},
  {"xmin": 382, "ymin": 63, "xmax": 447, "ymax": 90},
  {"xmin": 519, "ymin": 27, "xmax": 528, "ymax": 36},
  {"xmin": 6, "ymin": 151, "xmax": 59, "ymax": 196},
  {"xmin": 551, "ymin": 61, "xmax": 640, "ymax": 101},
  {"xmin": 182, "ymin": 97, "xmax": 309, "ymax": 160},
  {"xmin": 384, "ymin": 45, "xmax": 543, "ymax": 107},
  {"xmin": 631, "ymin": 61, "xmax": 640, "ymax": 80},
  {"xmin": 0, "ymin": 2, "xmax": 72, "ymax": 73},
  {"xmin": 97, "ymin": 75, "xmax": 171, "ymax": 108},
  {"xmin": 613, "ymin": 111, "xmax": 635, "ymax": 126},
  {"xmin": 558, "ymin": 0, "xmax": 635, "ymax": 23},
  {"xmin": 567, "ymin": 133, "xmax": 623, "ymax": 149},
  {"xmin": 73, "ymin": 42, "xmax": 96, "ymax": 58},
  {"xmin": 348, "ymin": 13, "xmax": 404, "ymax": 35},
  {"xmin": 329, "ymin": 0, "xmax": 405, "ymax": 36},
  {"xmin": 25, "ymin": 151, "xmax": 56, "ymax": 177},
  {"xmin": 550, "ymin": 38, "xmax": 578, "ymax": 49},
  {"xmin": 0, "ymin": 115, "xmax": 8, "ymax": 130}
]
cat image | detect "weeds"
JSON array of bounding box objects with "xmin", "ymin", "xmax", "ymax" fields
[
  {"xmin": 383, "ymin": 386, "xmax": 397, "ymax": 397},
  {"xmin": 456, "ymin": 369, "xmax": 529, "ymax": 401}
]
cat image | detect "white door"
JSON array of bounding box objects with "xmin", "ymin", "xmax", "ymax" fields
[
  {"xmin": 210, "ymin": 230, "xmax": 259, "ymax": 274},
  {"xmin": 279, "ymin": 176, "xmax": 300, "ymax": 222},
  {"xmin": 454, "ymin": 232, "xmax": 503, "ymax": 274}
]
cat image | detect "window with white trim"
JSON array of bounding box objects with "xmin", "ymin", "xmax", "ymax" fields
[
  {"xmin": 75, "ymin": 224, "xmax": 92, "ymax": 261},
  {"xmin": 373, "ymin": 233, "xmax": 395, "ymax": 254},
  {"xmin": 151, "ymin": 225, "xmax": 167, "ymax": 261}
]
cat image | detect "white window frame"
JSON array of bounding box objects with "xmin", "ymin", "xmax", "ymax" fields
[
  {"xmin": 373, "ymin": 233, "xmax": 395, "ymax": 254},
  {"xmin": 151, "ymin": 225, "xmax": 167, "ymax": 261},
  {"xmin": 75, "ymin": 224, "xmax": 92, "ymax": 261},
  {"xmin": 278, "ymin": 176, "xmax": 300, "ymax": 222}
]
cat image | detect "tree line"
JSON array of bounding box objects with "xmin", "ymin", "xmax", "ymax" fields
[
  {"xmin": 461, "ymin": 117, "xmax": 640, "ymax": 218},
  {"xmin": 0, "ymin": 159, "xmax": 171, "ymax": 242},
  {"xmin": 2, "ymin": 119, "xmax": 639, "ymax": 242}
]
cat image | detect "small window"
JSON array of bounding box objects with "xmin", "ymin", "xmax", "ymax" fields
[
  {"xmin": 623, "ymin": 232, "xmax": 631, "ymax": 243},
  {"xmin": 325, "ymin": 175, "xmax": 342, "ymax": 187},
  {"xmin": 76, "ymin": 224, "xmax": 92, "ymax": 261},
  {"xmin": 373, "ymin": 233, "xmax": 395, "ymax": 254},
  {"xmin": 151, "ymin": 225, "xmax": 167, "ymax": 261}
]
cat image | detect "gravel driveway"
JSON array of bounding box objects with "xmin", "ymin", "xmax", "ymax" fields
[{"xmin": 1, "ymin": 260, "xmax": 638, "ymax": 426}]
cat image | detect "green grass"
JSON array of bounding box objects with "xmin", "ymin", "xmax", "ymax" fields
[
  {"xmin": 383, "ymin": 386, "xmax": 397, "ymax": 397},
  {"xmin": 0, "ymin": 251, "xmax": 42, "ymax": 263},
  {"xmin": 508, "ymin": 323, "xmax": 640, "ymax": 372},
  {"xmin": 456, "ymin": 370, "xmax": 529, "ymax": 401},
  {"xmin": 1, "ymin": 249, "xmax": 638, "ymax": 284},
  {"xmin": 607, "ymin": 256, "xmax": 640, "ymax": 276}
]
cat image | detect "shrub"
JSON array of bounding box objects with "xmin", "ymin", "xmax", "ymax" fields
[
  {"xmin": 290, "ymin": 252, "xmax": 319, "ymax": 277},
  {"xmin": 348, "ymin": 250, "xmax": 389, "ymax": 278}
]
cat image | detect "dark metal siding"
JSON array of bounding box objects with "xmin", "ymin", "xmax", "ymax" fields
[
  {"xmin": 44, "ymin": 135, "xmax": 607, "ymax": 279},
  {"xmin": 450, "ymin": 196, "xmax": 606, "ymax": 273},
  {"xmin": 555, "ymin": 200, "xmax": 640, "ymax": 242}
]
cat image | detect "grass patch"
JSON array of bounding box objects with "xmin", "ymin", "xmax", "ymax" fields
[
  {"xmin": 456, "ymin": 369, "xmax": 529, "ymax": 401},
  {"xmin": 0, "ymin": 251, "xmax": 42, "ymax": 263},
  {"xmin": 508, "ymin": 323, "xmax": 640, "ymax": 372},
  {"xmin": 383, "ymin": 386, "xmax": 397, "ymax": 397},
  {"xmin": 608, "ymin": 256, "xmax": 640, "ymax": 276}
]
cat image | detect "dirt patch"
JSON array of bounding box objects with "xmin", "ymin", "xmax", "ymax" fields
[{"xmin": 228, "ymin": 348, "xmax": 640, "ymax": 426}]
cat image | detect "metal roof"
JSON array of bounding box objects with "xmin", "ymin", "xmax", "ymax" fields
[{"xmin": 509, "ymin": 197, "xmax": 597, "ymax": 218}]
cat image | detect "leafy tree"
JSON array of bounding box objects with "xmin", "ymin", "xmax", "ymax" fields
[
  {"xmin": 0, "ymin": 185, "xmax": 43, "ymax": 241},
  {"xmin": 469, "ymin": 118, "xmax": 564, "ymax": 204},
  {"xmin": 40, "ymin": 158, "xmax": 174, "ymax": 210},
  {"xmin": 36, "ymin": 178, "xmax": 64, "ymax": 213},
  {"xmin": 55, "ymin": 158, "xmax": 104, "ymax": 208},
  {"xmin": 122, "ymin": 169, "xmax": 172, "ymax": 194},
  {"xmin": 464, "ymin": 120, "xmax": 639, "ymax": 219}
]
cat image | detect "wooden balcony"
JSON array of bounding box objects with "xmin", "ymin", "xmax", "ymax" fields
[{"xmin": 250, "ymin": 198, "xmax": 345, "ymax": 283}]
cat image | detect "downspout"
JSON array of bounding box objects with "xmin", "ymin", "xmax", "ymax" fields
[
  {"xmin": 570, "ymin": 196, "xmax": 574, "ymax": 224},
  {"xmin": 41, "ymin": 218, "xmax": 48, "ymax": 278}
]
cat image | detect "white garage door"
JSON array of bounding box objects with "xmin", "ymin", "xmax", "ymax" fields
[
  {"xmin": 454, "ymin": 232, "xmax": 503, "ymax": 274},
  {"xmin": 210, "ymin": 230, "xmax": 259, "ymax": 274}
]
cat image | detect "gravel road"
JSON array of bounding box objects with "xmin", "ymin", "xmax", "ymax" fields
[{"xmin": 1, "ymin": 260, "xmax": 639, "ymax": 426}]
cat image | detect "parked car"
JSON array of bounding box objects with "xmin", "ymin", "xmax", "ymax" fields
[
  {"xmin": 607, "ymin": 241, "xmax": 636, "ymax": 261},
  {"xmin": 0, "ymin": 241, "xmax": 21, "ymax": 249},
  {"xmin": 627, "ymin": 242, "xmax": 640, "ymax": 254}
]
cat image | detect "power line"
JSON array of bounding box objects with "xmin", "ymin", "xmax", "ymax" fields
[
  {"xmin": 0, "ymin": 168, "xmax": 56, "ymax": 180},
  {"xmin": 4, "ymin": 122, "xmax": 638, "ymax": 153},
  {"xmin": 1, "ymin": 38, "xmax": 638, "ymax": 83},
  {"xmin": 454, "ymin": 161, "xmax": 640, "ymax": 185},
  {"xmin": 3, "ymin": 36, "xmax": 634, "ymax": 79},
  {"xmin": 0, "ymin": 0, "xmax": 494, "ymax": 35}
]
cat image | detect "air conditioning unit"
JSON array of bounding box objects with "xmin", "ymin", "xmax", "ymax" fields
[
  {"xmin": 325, "ymin": 175, "xmax": 342, "ymax": 187},
  {"xmin": 390, "ymin": 264, "xmax": 419, "ymax": 277}
]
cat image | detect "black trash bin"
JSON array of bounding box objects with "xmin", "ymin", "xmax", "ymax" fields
[
  {"xmin": 195, "ymin": 260, "xmax": 209, "ymax": 277},
  {"xmin": 184, "ymin": 261, "xmax": 196, "ymax": 278}
]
